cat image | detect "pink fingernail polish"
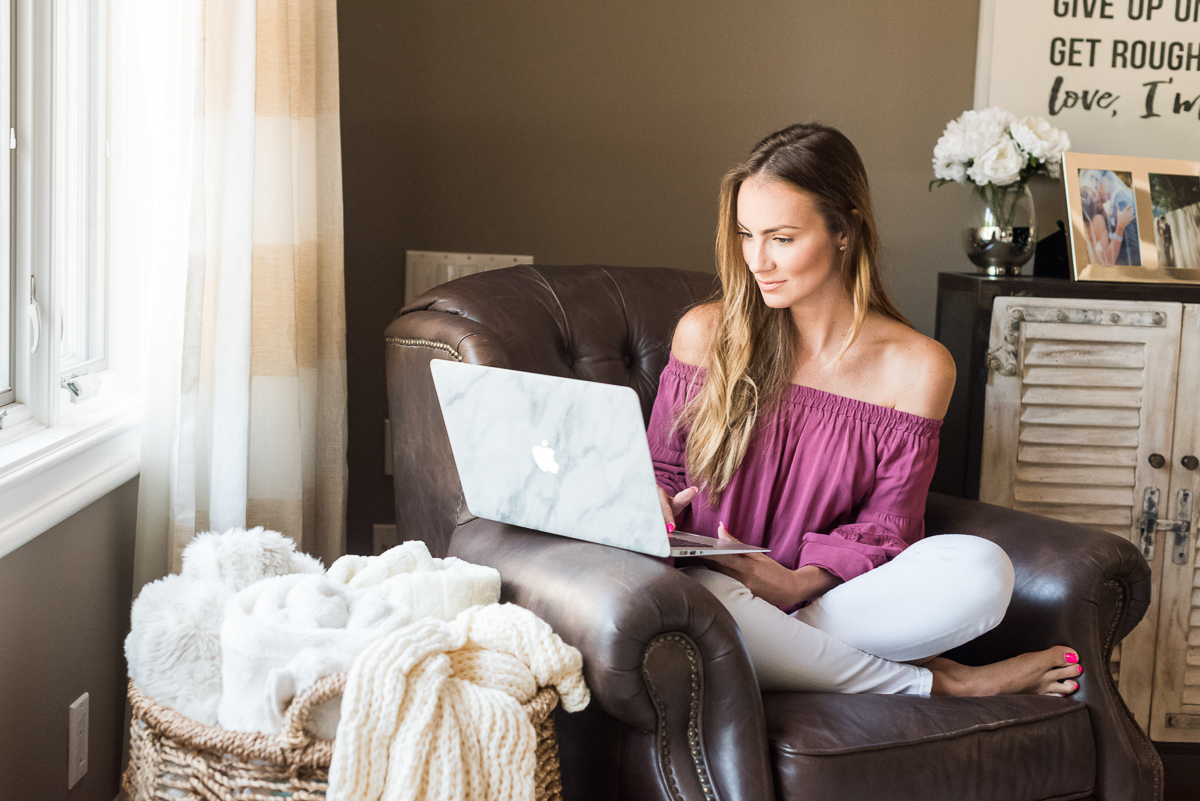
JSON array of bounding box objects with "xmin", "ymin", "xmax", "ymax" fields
[
  {"xmin": 1064, "ymin": 653, "xmax": 1078, "ymax": 664},
  {"xmin": 667, "ymin": 522, "xmax": 675, "ymax": 533}
]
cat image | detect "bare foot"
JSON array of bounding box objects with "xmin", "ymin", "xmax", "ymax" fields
[{"xmin": 927, "ymin": 646, "xmax": 1083, "ymax": 697}]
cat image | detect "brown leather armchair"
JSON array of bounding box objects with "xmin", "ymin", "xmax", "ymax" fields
[{"xmin": 385, "ymin": 264, "xmax": 1161, "ymax": 801}]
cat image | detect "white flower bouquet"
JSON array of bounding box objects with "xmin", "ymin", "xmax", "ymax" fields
[{"xmin": 931, "ymin": 107, "xmax": 1070, "ymax": 227}]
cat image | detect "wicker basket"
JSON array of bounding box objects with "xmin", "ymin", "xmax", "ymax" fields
[{"xmin": 123, "ymin": 674, "xmax": 564, "ymax": 801}]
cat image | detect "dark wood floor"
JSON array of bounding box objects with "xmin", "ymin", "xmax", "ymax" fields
[{"xmin": 1157, "ymin": 742, "xmax": 1200, "ymax": 801}]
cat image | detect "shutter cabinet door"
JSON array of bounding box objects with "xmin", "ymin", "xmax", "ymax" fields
[
  {"xmin": 981, "ymin": 297, "xmax": 1181, "ymax": 731},
  {"xmin": 1151, "ymin": 304, "xmax": 1200, "ymax": 742}
]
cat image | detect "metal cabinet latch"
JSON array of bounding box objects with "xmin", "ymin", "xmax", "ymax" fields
[
  {"xmin": 1138, "ymin": 487, "xmax": 1193, "ymax": 564},
  {"xmin": 1169, "ymin": 490, "xmax": 1193, "ymax": 565},
  {"xmin": 1139, "ymin": 487, "xmax": 1159, "ymax": 561}
]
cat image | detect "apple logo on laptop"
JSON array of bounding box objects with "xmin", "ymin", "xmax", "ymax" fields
[{"xmin": 532, "ymin": 440, "xmax": 561, "ymax": 474}]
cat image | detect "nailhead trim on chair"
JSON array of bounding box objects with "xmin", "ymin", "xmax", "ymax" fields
[
  {"xmin": 642, "ymin": 634, "xmax": 716, "ymax": 801},
  {"xmin": 1101, "ymin": 579, "xmax": 1124, "ymax": 658},
  {"xmin": 385, "ymin": 336, "xmax": 464, "ymax": 361},
  {"xmin": 386, "ymin": 335, "xmax": 469, "ymax": 548},
  {"xmin": 1100, "ymin": 578, "xmax": 1162, "ymax": 801}
]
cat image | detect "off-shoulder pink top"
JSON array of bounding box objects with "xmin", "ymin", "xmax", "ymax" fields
[{"xmin": 647, "ymin": 353, "xmax": 941, "ymax": 586}]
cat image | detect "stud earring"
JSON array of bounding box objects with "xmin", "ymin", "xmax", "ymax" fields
[{"xmin": 839, "ymin": 244, "xmax": 847, "ymax": 251}]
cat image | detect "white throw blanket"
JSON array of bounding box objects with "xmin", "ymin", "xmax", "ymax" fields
[
  {"xmin": 328, "ymin": 541, "xmax": 501, "ymax": 622},
  {"xmin": 218, "ymin": 541, "xmax": 502, "ymax": 738},
  {"xmin": 327, "ymin": 603, "xmax": 590, "ymax": 801},
  {"xmin": 218, "ymin": 574, "xmax": 412, "ymax": 738}
]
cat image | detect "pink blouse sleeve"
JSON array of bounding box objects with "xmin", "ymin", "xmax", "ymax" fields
[
  {"xmin": 646, "ymin": 359, "xmax": 694, "ymax": 497},
  {"xmin": 795, "ymin": 428, "xmax": 939, "ymax": 584}
]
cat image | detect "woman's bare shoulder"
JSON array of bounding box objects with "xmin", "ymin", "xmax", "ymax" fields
[
  {"xmin": 872, "ymin": 320, "xmax": 956, "ymax": 420},
  {"xmin": 671, "ymin": 303, "xmax": 721, "ymax": 367}
]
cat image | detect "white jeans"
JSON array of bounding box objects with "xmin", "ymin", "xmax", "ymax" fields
[{"xmin": 684, "ymin": 534, "xmax": 1015, "ymax": 695}]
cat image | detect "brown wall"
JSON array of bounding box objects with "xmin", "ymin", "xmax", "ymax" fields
[
  {"xmin": 0, "ymin": 480, "xmax": 138, "ymax": 801},
  {"xmin": 338, "ymin": 0, "xmax": 1066, "ymax": 552}
]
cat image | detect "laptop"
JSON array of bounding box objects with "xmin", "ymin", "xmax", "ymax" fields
[{"xmin": 429, "ymin": 359, "xmax": 770, "ymax": 558}]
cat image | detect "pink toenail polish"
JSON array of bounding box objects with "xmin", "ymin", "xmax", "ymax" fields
[
  {"xmin": 1064, "ymin": 653, "xmax": 1078, "ymax": 664},
  {"xmin": 667, "ymin": 522, "xmax": 675, "ymax": 533},
  {"xmin": 1077, "ymin": 665, "xmax": 1083, "ymax": 674}
]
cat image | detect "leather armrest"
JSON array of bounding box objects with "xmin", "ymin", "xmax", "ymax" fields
[
  {"xmin": 449, "ymin": 517, "xmax": 775, "ymax": 801},
  {"xmin": 925, "ymin": 492, "xmax": 1161, "ymax": 801}
]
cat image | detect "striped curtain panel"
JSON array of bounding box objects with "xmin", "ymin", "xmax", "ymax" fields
[
  {"xmin": 129, "ymin": 0, "xmax": 347, "ymax": 583},
  {"xmin": 245, "ymin": 0, "xmax": 347, "ymax": 566}
]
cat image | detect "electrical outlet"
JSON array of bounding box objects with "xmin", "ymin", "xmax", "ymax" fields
[
  {"xmin": 67, "ymin": 692, "xmax": 88, "ymax": 789},
  {"xmin": 373, "ymin": 524, "xmax": 398, "ymax": 554}
]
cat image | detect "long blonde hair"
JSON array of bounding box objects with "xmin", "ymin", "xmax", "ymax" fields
[{"xmin": 679, "ymin": 123, "xmax": 911, "ymax": 502}]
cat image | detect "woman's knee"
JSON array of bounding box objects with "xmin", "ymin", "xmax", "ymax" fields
[{"xmin": 933, "ymin": 535, "xmax": 1014, "ymax": 627}]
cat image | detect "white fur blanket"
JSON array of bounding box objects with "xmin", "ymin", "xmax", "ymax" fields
[
  {"xmin": 124, "ymin": 527, "xmax": 323, "ymax": 725},
  {"xmin": 327, "ymin": 603, "xmax": 590, "ymax": 801}
]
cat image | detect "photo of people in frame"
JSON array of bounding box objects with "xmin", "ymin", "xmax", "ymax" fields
[
  {"xmin": 1149, "ymin": 173, "xmax": 1200, "ymax": 271},
  {"xmin": 1078, "ymin": 169, "xmax": 1141, "ymax": 267}
]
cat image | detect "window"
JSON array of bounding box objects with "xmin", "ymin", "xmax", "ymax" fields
[
  {"xmin": 2, "ymin": 0, "xmax": 108, "ymax": 428},
  {"xmin": 0, "ymin": 0, "xmax": 136, "ymax": 561}
]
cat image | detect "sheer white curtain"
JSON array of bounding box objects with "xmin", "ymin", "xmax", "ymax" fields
[{"xmin": 111, "ymin": 0, "xmax": 348, "ymax": 590}]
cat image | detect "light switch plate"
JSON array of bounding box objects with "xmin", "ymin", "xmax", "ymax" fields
[{"xmin": 404, "ymin": 251, "xmax": 533, "ymax": 303}]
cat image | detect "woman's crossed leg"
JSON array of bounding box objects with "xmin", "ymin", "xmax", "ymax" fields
[{"xmin": 686, "ymin": 534, "xmax": 1082, "ymax": 696}]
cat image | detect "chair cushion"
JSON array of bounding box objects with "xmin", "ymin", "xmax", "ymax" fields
[{"xmin": 764, "ymin": 692, "xmax": 1096, "ymax": 801}]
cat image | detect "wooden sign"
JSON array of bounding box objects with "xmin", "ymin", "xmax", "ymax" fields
[{"xmin": 976, "ymin": 0, "xmax": 1200, "ymax": 161}]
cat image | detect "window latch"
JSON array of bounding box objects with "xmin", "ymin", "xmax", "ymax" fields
[
  {"xmin": 0, "ymin": 409, "xmax": 7, "ymax": 430},
  {"xmin": 63, "ymin": 372, "xmax": 101, "ymax": 403}
]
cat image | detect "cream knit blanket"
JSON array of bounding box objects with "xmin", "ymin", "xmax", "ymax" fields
[{"xmin": 327, "ymin": 603, "xmax": 590, "ymax": 801}]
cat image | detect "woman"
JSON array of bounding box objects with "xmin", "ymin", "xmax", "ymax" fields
[
  {"xmin": 1081, "ymin": 171, "xmax": 1136, "ymax": 266},
  {"xmin": 647, "ymin": 123, "xmax": 1081, "ymax": 697}
]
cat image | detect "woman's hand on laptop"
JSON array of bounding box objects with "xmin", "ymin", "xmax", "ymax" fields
[
  {"xmin": 700, "ymin": 523, "xmax": 840, "ymax": 607},
  {"xmin": 658, "ymin": 485, "xmax": 699, "ymax": 533}
]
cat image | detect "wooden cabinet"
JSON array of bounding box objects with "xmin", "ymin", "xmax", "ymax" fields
[
  {"xmin": 932, "ymin": 272, "xmax": 1200, "ymax": 502},
  {"xmin": 1155, "ymin": 305, "xmax": 1200, "ymax": 741},
  {"xmin": 978, "ymin": 294, "xmax": 1200, "ymax": 741}
]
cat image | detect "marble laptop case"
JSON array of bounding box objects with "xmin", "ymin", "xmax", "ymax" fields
[{"xmin": 429, "ymin": 359, "xmax": 768, "ymax": 558}]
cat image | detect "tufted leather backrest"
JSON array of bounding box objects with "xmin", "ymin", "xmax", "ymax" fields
[{"xmin": 385, "ymin": 264, "xmax": 718, "ymax": 555}]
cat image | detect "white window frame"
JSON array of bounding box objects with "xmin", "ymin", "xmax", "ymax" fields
[
  {"xmin": 0, "ymin": 0, "xmax": 13, "ymax": 409},
  {"xmin": 54, "ymin": 0, "xmax": 106, "ymax": 378},
  {"xmin": 0, "ymin": 0, "xmax": 138, "ymax": 561},
  {"xmin": 11, "ymin": 0, "xmax": 54, "ymax": 427}
]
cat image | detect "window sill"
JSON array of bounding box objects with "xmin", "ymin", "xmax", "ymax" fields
[{"xmin": 0, "ymin": 393, "xmax": 142, "ymax": 560}]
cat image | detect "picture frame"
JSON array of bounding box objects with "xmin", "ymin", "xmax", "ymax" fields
[{"xmin": 1063, "ymin": 151, "xmax": 1200, "ymax": 284}]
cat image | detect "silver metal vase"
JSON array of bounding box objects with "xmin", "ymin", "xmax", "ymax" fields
[{"xmin": 962, "ymin": 183, "xmax": 1036, "ymax": 276}]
